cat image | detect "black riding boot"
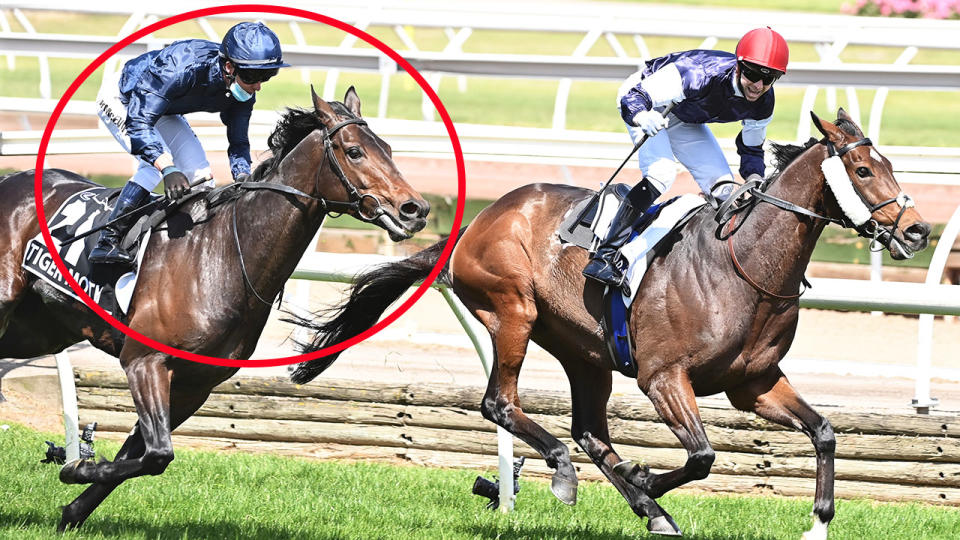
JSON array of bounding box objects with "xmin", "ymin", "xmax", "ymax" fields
[
  {"xmin": 88, "ymin": 182, "xmax": 151, "ymax": 265},
  {"xmin": 582, "ymin": 178, "xmax": 661, "ymax": 288}
]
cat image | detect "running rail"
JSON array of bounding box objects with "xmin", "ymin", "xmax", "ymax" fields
[{"xmin": 53, "ymin": 250, "xmax": 960, "ymax": 504}]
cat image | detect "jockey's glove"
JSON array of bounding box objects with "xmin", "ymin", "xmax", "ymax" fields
[
  {"xmin": 161, "ymin": 166, "xmax": 191, "ymax": 200},
  {"xmin": 631, "ymin": 110, "xmax": 669, "ymax": 137}
]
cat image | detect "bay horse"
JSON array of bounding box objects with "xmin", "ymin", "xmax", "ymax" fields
[
  {"xmin": 288, "ymin": 110, "xmax": 929, "ymax": 539},
  {"xmin": 0, "ymin": 87, "xmax": 429, "ymax": 531}
]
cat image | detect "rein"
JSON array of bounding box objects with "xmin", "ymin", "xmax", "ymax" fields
[
  {"xmin": 717, "ymin": 136, "xmax": 910, "ymax": 300},
  {"xmin": 232, "ymin": 116, "xmax": 380, "ymax": 307}
]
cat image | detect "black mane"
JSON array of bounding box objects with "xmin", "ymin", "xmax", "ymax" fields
[
  {"xmin": 766, "ymin": 117, "xmax": 862, "ymax": 185},
  {"xmin": 249, "ymin": 101, "xmax": 356, "ymax": 181}
]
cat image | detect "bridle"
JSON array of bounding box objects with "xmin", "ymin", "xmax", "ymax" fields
[
  {"xmin": 715, "ymin": 136, "xmax": 914, "ymax": 300},
  {"xmin": 232, "ymin": 116, "xmax": 392, "ymax": 306}
]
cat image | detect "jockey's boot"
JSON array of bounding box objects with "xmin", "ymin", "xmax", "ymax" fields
[
  {"xmin": 89, "ymin": 182, "xmax": 151, "ymax": 265},
  {"xmin": 582, "ymin": 178, "xmax": 661, "ymax": 289}
]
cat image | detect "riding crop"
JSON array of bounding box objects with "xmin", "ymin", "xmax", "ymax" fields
[{"xmin": 567, "ymin": 102, "xmax": 675, "ymax": 234}]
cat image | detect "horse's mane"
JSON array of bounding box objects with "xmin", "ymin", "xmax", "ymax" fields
[
  {"xmin": 766, "ymin": 117, "xmax": 863, "ymax": 186},
  {"xmin": 249, "ymin": 101, "xmax": 357, "ymax": 182}
]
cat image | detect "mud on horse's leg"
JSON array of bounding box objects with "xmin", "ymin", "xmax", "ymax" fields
[
  {"xmin": 564, "ymin": 362, "xmax": 681, "ymax": 536},
  {"xmin": 727, "ymin": 370, "xmax": 835, "ymax": 540}
]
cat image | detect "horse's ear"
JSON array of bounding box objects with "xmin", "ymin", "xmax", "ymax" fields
[
  {"xmin": 837, "ymin": 107, "xmax": 852, "ymax": 123},
  {"xmin": 344, "ymin": 86, "xmax": 361, "ymax": 117},
  {"xmin": 810, "ymin": 110, "xmax": 842, "ymax": 141},
  {"xmin": 310, "ymin": 84, "xmax": 337, "ymax": 125}
]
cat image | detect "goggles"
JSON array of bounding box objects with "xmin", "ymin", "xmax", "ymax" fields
[
  {"xmin": 235, "ymin": 67, "xmax": 278, "ymax": 85},
  {"xmin": 739, "ymin": 61, "xmax": 781, "ymax": 86}
]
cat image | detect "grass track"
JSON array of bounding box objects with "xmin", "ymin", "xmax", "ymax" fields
[{"xmin": 1, "ymin": 423, "xmax": 958, "ymax": 539}]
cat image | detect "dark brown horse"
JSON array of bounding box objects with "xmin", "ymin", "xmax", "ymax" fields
[
  {"xmin": 288, "ymin": 110, "xmax": 929, "ymax": 539},
  {"xmin": 0, "ymin": 87, "xmax": 428, "ymax": 531}
]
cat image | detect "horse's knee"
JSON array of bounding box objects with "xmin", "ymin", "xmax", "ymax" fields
[
  {"xmin": 141, "ymin": 450, "xmax": 174, "ymax": 475},
  {"xmin": 812, "ymin": 419, "xmax": 836, "ymax": 455},
  {"xmin": 686, "ymin": 448, "xmax": 715, "ymax": 480}
]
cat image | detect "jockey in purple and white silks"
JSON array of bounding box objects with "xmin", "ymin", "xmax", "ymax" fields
[
  {"xmin": 89, "ymin": 22, "xmax": 290, "ymax": 266},
  {"xmin": 583, "ymin": 27, "xmax": 790, "ymax": 290}
]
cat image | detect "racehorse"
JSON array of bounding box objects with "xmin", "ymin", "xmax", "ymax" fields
[
  {"xmin": 0, "ymin": 87, "xmax": 429, "ymax": 531},
  {"xmin": 287, "ymin": 110, "xmax": 929, "ymax": 539}
]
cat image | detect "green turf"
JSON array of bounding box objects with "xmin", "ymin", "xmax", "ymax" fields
[{"xmin": 1, "ymin": 422, "xmax": 958, "ymax": 539}]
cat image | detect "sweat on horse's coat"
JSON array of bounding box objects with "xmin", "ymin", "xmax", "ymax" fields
[{"xmin": 288, "ymin": 110, "xmax": 930, "ymax": 538}]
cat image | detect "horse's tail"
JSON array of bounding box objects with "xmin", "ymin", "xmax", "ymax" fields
[{"xmin": 287, "ymin": 228, "xmax": 465, "ymax": 384}]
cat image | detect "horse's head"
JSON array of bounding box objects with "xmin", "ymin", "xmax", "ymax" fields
[
  {"xmin": 811, "ymin": 109, "xmax": 930, "ymax": 260},
  {"xmin": 309, "ymin": 86, "xmax": 429, "ymax": 240}
]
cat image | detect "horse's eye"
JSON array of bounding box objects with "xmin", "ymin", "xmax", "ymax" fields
[
  {"xmin": 346, "ymin": 147, "xmax": 363, "ymax": 159},
  {"xmin": 855, "ymin": 167, "xmax": 872, "ymax": 178}
]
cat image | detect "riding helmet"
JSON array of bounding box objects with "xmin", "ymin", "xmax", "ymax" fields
[
  {"xmin": 220, "ymin": 22, "xmax": 291, "ymax": 70},
  {"xmin": 735, "ymin": 27, "xmax": 789, "ymax": 74}
]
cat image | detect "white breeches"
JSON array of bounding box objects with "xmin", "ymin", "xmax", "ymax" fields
[
  {"xmin": 625, "ymin": 110, "xmax": 734, "ymax": 195},
  {"xmin": 96, "ymin": 70, "xmax": 214, "ymax": 191}
]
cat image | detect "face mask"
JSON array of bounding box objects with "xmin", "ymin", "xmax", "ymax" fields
[{"xmin": 229, "ymin": 81, "xmax": 253, "ymax": 102}]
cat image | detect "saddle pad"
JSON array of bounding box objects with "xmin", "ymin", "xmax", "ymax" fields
[
  {"xmin": 558, "ymin": 183, "xmax": 631, "ymax": 250},
  {"xmin": 21, "ymin": 187, "xmax": 153, "ymax": 317},
  {"xmin": 619, "ymin": 194, "xmax": 706, "ymax": 306}
]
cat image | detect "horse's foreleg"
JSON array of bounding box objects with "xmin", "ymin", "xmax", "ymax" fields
[
  {"xmin": 565, "ymin": 362, "xmax": 682, "ymax": 536},
  {"xmin": 636, "ymin": 368, "xmax": 715, "ymax": 500},
  {"xmin": 58, "ymin": 424, "xmax": 146, "ymax": 531},
  {"xmin": 58, "ymin": 378, "xmax": 215, "ymax": 531},
  {"xmin": 59, "ymin": 356, "xmax": 175, "ymax": 485},
  {"xmin": 727, "ymin": 370, "xmax": 835, "ymax": 540}
]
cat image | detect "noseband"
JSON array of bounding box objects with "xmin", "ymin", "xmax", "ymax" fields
[{"xmin": 715, "ymin": 136, "xmax": 915, "ymax": 299}]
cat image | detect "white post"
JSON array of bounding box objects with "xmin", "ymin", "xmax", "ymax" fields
[
  {"xmin": 439, "ymin": 287, "xmax": 514, "ymax": 510},
  {"xmin": 55, "ymin": 352, "xmax": 80, "ymax": 462},
  {"xmin": 913, "ymin": 204, "xmax": 960, "ymax": 413}
]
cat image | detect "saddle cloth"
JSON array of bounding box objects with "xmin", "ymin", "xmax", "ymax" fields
[
  {"xmin": 21, "ymin": 187, "xmax": 156, "ymax": 317},
  {"xmin": 559, "ymin": 186, "xmax": 706, "ymax": 377}
]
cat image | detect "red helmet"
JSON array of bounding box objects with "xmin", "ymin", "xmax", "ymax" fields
[{"xmin": 736, "ymin": 27, "xmax": 789, "ymax": 74}]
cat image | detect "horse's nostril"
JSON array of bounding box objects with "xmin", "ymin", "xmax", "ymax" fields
[
  {"xmin": 400, "ymin": 200, "xmax": 427, "ymax": 219},
  {"xmin": 906, "ymin": 221, "xmax": 931, "ymax": 240}
]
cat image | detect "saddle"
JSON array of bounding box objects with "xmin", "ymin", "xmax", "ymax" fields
[
  {"xmin": 22, "ymin": 185, "xmax": 217, "ymax": 318},
  {"xmin": 558, "ymin": 185, "xmax": 705, "ymax": 378}
]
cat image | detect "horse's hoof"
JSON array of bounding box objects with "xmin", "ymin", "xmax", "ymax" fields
[
  {"xmin": 647, "ymin": 515, "xmax": 683, "ymax": 536},
  {"xmin": 58, "ymin": 459, "xmax": 88, "ymax": 484},
  {"xmin": 550, "ymin": 474, "xmax": 578, "ymax": 505}
]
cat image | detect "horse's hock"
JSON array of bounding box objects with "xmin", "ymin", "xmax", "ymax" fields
[{"xmin": 73, "ymin": 369, "xmax": 960, "ymax": 506}]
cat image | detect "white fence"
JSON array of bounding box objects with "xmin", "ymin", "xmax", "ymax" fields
[{"xmin": 2, "ymin": 1, "xmax": 960, "ymax": 140}]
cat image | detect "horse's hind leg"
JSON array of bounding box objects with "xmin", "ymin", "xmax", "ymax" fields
[
  {"xmin": 627, "ymin": 367, "xmax": 715, "ymax": 500},
  {"xmin": 727, "ymin": 370, "xmax": 835, "ymax": 540},
  {"xmin": 473, "ymin": 302, "xmax": 579, "ymax": 505},
  {"xmin": 564, "ymin": 361, "xmax": 682, "ymax": 536}
]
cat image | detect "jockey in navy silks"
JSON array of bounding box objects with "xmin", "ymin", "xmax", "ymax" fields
[
  {"xmin": 582, "ymin": 27, "xmax": 790, "ymax": 289},
  {"xmin": 89, "ymin": 22, "xmax": 291, "ymax": 265}
]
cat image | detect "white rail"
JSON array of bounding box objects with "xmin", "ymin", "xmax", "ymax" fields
[{"xmin": 3, "ymin": 108, "xmax": 958, "ymax": 187}]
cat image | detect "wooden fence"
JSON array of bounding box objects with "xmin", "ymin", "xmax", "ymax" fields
[{"xmin": 75, "ymin": 369, "xmax": 960, "ymax": 506}]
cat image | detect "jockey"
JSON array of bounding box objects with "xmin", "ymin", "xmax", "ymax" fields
[
  {"xmin": 89, "ymin": 22, "xmax": 290, "ymax": 265},
  {"xmin": 583, "ymin": 27, "xmax": 789, "ymax": 289}
]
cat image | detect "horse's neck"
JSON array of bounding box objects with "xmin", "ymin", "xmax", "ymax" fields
[
  {"xmin": 237, "ymin": 130, "xmax": 332, "ymax": 287},
  {"xmin": 732, "ymin": 145, "xmax": 830, "ymax": 292}
]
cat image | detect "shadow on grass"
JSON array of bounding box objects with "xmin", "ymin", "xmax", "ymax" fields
[
  {"xmin": 0, "ymin": 508, "xmax": 349, "ymax": 540},
  {"xmin": 464, "ymin": 522, "xmax": 781, "ymax": 540}
]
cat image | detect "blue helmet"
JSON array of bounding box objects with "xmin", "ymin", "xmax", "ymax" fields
[{"xmin": 220, "ymin": 22, "xmax": 290, "ymax": 69}]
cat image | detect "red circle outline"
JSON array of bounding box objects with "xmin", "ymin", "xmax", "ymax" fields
[{"xmin": 33, "ymin": 5, "xmax": 465, "ymax": 368}]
